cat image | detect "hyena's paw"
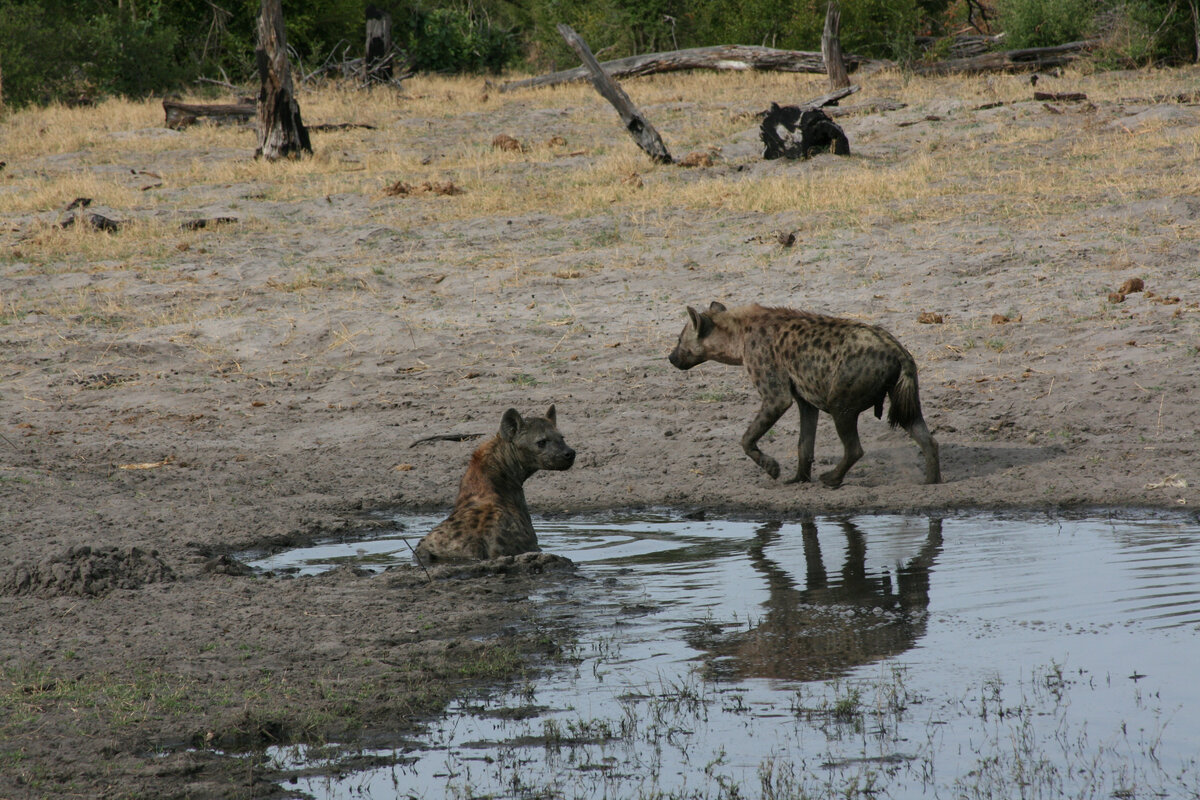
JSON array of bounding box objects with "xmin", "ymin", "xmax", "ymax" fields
[
  {"xmin": 818, "ymin": 470, "xmax": 843, "ymax": 489},
  {"xmin": 760, "ymin": 456, "xmax": 781, "ymax": 480},
  {"xmin": 783, "ymin": 470, "xmax": 811, "ymax": 485}
]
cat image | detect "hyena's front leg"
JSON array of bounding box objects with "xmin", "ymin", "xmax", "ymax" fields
[
  {"xmin": 741, "ymin": 398, "xmax": 790, "ymax": 480},
  {"xmin": 785, "ymin": 399, "xmax": 819, "ymax": 484}
]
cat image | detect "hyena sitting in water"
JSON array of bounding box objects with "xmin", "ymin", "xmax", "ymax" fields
[
  {"xmin": 414, "ymin": 406, "xmax": 576, "ymax": 562},
  {"xmin": 669, "ymin": 303, "xmax": 940, "ymax": 488}
]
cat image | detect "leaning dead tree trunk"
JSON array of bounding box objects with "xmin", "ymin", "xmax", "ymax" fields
[
  {"xmin": 557, "ymin": 24, "xmax": 672, "ymax": 165},
  {"xmin": 912, "ymin": 39, "xmax": 1100, "ymax": 75},
  {"xmin": 364, "ymin": 4, "xmax": 393, "ymax": 82},
  {"xmin": 500, "ymin": 44, "xmax": 869, "ymax": 93},
  {"xmin": 255, "ymin": 0, "xmax": 311, "ymax": 160},
  {"xmin": 821, "ymin": 2, "xmax": 851, "ymax": 90}
]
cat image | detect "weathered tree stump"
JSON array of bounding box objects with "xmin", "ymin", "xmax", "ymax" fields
[
  {"xmin": 761, "ymin": 103, "xmax": 850, "ymax": 160},
  {"xmin": 821, "ymin": 2, "xmax": 851, "ymax": 90},
  {"xmin": 557, "ymin": 23, "xmax": 672, "ymax": 165},
  {"xmin": 255, "ymin": 0, "xmax": 311, "ymax": 161},
  {"xmin": 365, "ymin": 4, "xmax": 393, "ymax": 83}
]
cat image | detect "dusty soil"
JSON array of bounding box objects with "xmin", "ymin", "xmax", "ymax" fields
[{"xmin": 2, "ymin": 65, "xmax": 1199, "ymax": 798}]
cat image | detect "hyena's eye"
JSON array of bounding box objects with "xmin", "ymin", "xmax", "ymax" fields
[{"xmin": 536, "ymin": 438, "xmax": 548, "ymax": 449}]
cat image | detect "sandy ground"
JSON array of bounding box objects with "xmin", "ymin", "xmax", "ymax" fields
[{"xmin": 1, "ymin": 64, "xmax": 1199, "ymax": 798}]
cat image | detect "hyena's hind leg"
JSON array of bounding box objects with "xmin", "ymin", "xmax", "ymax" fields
[
  {"xmin": 820, "ymin": 410, "xmax": 865, "ymax": 488},
  {"xmin": 905, "ymin": 417, "xmax": 941, "ymax": 484},
  {"xmin": 784, "ymin": 397, "xmax": 819, "ymax": 484}
]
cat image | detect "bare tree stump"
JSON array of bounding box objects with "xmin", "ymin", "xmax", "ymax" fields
[
  {"xmin": 822, "ymin": 2, "xmax": 851, "ymax": 90},
  {"xmin": 365, "ymin": 4, "xmax": 393, "ymax": 83},
  {"xmin": 1191, "ymin": 0, "xmax": 1200, "ymax": 63},
  {"xmin": 255, "ymin": 0, "xmax": 311, "ymax": 161},
  {"xmin": 557, "ymin": 23, "xmax": 672, "ymax": 165}
]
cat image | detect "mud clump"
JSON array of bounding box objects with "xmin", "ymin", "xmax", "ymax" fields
[
  {"xmin": 419, "ymin": 552, "xmax": 576, "ymax": 581},
  {"xmin": 1, "ymin": 545, "xmax": 175, "ymax": 597}
]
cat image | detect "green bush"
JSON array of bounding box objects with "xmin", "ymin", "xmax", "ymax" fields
[
  {"xmin": 998, "ymin": 0, "xmax": 1098, "ymax": 49},
  {"xmin": 403, "ymin": 5, "xmax": 519, "ymax": 72},
  {"xmin": 3, "ymin": 0, "xmax": 1198, "ymax": 109},
  {"xmin": 527, "ymin": 0, "xmax": 686, "ymax": 70},
  {"xmin": 0, "ymin": 1, "xmax": 186, "ymax": 106},
  {"xmin": 1094, "ymin": 0, "xmax": 1197, "ymax": 65}
]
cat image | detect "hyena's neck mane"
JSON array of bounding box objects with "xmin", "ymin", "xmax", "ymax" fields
[
  {"xmin": 457, "ymin": 437, "xmax": 533, "ymax": 500},
  {"xmin": 705, "ymin": 306, "xmax": 767, "ymax": 365}
]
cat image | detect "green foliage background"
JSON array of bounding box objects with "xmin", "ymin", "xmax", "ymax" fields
[{"xmin": 0, "ymin": 0, "xmax": 1197, "ymax": 108}]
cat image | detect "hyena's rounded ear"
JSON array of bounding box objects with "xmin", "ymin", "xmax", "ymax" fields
[
  {"xmin": 688, "ymin": 306, "xmax": 714, "ymax": 337},
  {"xmin": 545, "ymin": 404, "xmax": 557, "ymax": 425},
  {"xmin": 708, "ymin": 301, "xmax": 727, "ymax": 314},
  {"xmin": 500, "ymin": 408, "xmax": 523, "ymax": 440}
]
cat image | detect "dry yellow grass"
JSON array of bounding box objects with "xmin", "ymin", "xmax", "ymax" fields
[{"xmin": 3, "ymin": 65, "xmax": 1200, "ymax": 330}]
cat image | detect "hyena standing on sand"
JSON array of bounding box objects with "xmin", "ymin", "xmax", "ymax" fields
[
  {"xmin": 414, "ymin": 406, "xmax": 576, "ymax": 562},
  {"xmin": 669, "ymin": 303, "xmax": 940, "ymax": 488}
]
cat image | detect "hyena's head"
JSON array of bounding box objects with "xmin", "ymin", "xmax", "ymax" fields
[
  {"xmin": 499, "ymin": 405, "xmax": 576, "ymax": 472},
  {"xmin": 668, "ymin": 301, "xmax": 729, "ymax": 370}
]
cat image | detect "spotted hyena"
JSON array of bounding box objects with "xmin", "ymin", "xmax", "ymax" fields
[
  {"xmin": 413, "ymin": 406, "xmax": 576, "ymax": 562},
  {"xmin": 669, "ymin": 302, "xmax": 940, "ymax": 488}
]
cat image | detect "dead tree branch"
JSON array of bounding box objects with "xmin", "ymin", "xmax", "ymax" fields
[
  {"xmin": 501, "ymin": 44, "xmax": 872, "ymax": 93},
  {"xmin": 912, "ymin": 39, "xmax": 1100, "ymax": 76},
  {"xmin": 557, "ymin": 24, "xmax": 672, "ymax": 165}
]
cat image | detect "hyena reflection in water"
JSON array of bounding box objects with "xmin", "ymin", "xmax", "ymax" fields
[{"xmin": 689, "ymin": 516, "xmax": 943, "ymax": 681}]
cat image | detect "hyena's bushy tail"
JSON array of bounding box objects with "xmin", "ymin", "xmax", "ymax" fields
[{"xmin": 887, "ymin": 359, "xmax": 924, "ymax": 430}]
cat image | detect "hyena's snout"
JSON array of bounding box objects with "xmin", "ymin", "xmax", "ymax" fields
[
  {"xmin": 668, "ymin": 347, "xmax": 698, "ymax": 370},
  {"xmin": 547, "ymin": 443, "xmax": 576, "ymax": 470},
  {"xmin": 534, "ymin": 432, "xmax": 575, "ymax": 471}
]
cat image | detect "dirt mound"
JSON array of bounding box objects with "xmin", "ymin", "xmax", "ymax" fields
[
  {"xmin": 417, "ymin": 552, "xmax": 577, "ymax": 581},
  {"xmin": 1, "ymin": 546, "xmax": 175, "ymax": 597}
]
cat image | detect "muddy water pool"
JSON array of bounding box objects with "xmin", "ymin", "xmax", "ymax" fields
[{"xmin": 252, "ymin": 511, "xmax": 1200, "ymax": 799}]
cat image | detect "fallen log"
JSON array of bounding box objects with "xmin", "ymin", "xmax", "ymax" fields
[
  {"xmin": 179, "ymin": 217, "xmax": 238, "ymax": 231},
  {"xmin": 500, "ymin": 44, "xmax": 870, "ymax": 93},
  {"xmin": 558, "ymin": 23, "xmax": 672, "ymax": 165},
  {"xmin": 163, "ymin": 99, "xmax": 254, "ymax": 129},
  {"xmin": 163, "ymin": 99, "xmax": 373, "ymax": 132},
  {"xmin": 1034, "ymin": 91, "xmax": 1087, "ymax": 101},
  {"xmin": 307, "ymin": 122, "xmax": 377, "ymax": 131},
  {"xmin": 61, "ymin": 212, "xmax": 122, "ymax": 232},
  {"xmin": 912, "ymin": 39, "xmax": 1099, "ymax": 76},
  {"xmin": 792, "ymin": 84, "xmax": 859, "ymax": 110},
  {"xmin": 1118, "ymin": 90, "xmax": 1200, "ymax": 104}
]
